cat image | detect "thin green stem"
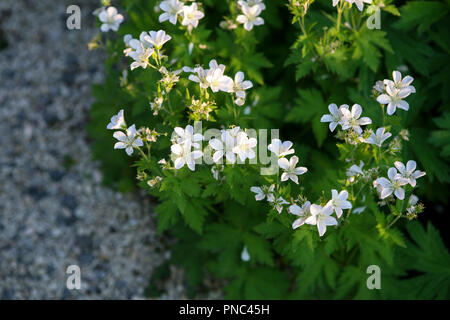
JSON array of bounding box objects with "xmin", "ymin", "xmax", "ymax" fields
[
  {"xmin": 387, "ymin": 214, "xmax": 402, "ymax": 229},
  {"xmin": 336, "ymin": 0, "xmax": 345, "ymax": 32},
  {"xmin": 136, "ymin": 146, "xmax": 149, "ymax": 161}
]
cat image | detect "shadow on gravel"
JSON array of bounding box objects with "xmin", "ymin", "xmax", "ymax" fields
[{"xmin": 0, "ymin": 9, "xmax": 11, "ymax": 51}]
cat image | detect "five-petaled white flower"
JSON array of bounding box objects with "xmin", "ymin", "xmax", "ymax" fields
[
  {"xmin": 326, "ymin": 189, "xmax": 352, "ymax": 218},
  {"xmin": 320, "ymin": 103, "xmax": 349, "ymax": 132},
  {"xmin": 289, "ymin": 201, "xmax": 311, "ymax": 229},
  {"xmin": 128, "ymin": 40, "xmax": 154, "ymax": 70},
  {"xmin": 377, "ymin": 82, "xmax": 412, "ymax": 115},
  {"xmin": 232, "ymin": 71, "xmax": 253, "ymax": 106},
  {"xmin": 145, "ymin": 30, "xmax": 171, "ymax": 49},
  {"xmin": 250, "ymin": 185, "xmax": 275, "ymax": 202},
  {"xmin": 394, "ymin": 160, "xmax": 426, "ymax": 187},
  {"xmin": 171, "ymin": 141, "xmax": 203, "ymax": 171},
  {"xmin": 270, "ymin": 197, "xmax": 289, "ymax": 214},
  {"xmin": 268, "ymin": 139, "xmax": 295, "ymax": 158},
  {"xmin": 278, "ymin": 156, "xmax": 308, "ymax": 184},
  {"xmin": 365, "ymin": 127, "xmax": 392, "ymax": 147},
  {"xmin": 340, "ymin": 104, "xmax": 372, "ymax": 134},
  {"xmin": 159, "ymin": 0, "xmax": 184, "ymax": 25},
  {"xmin": 232, "ymin": 132, "xmax": 257, "ymax": 162},
  {"xmin": 305, "ymin": 204, "xmax": 338, "ymax": 237},
  {"xmin": 385, "ymin": 70, "xmax": 415, "ymax": 94},
  {"xmin": 173, "ymin": 124, "xmax": 203, "ymax": 147},
  {"xmin": 113, "ymin": 124, "xmax": 143, "ymax": 156},
  {"xmin": 107, "ymin": 109, "xmax": 126, "ymax": 130},
  {"xmin": 99, "ymin": 7, "xmax": 124, "ymax": 32},
  {"xmin": 181, "ymin": 2, "xmax": 205, "ymax": 28},
  {"xmin": 375, "ymin": 167, "xmax": 409, "ymax": 200},
  {"xmin": 236, "ymin": 3, "xmax": 264, "ymax": 31},
  {"xmin": 206, "ymin": 62, "xmax": 234, "ymax": 93},
  {"xmin": 209, "ymin": 129, "xmax": 240, "ymax": 164}
]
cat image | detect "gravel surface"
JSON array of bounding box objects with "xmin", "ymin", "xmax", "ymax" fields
[{"xmin": 0, "ymin": 0, "xmax": 196, "ymax": 299}]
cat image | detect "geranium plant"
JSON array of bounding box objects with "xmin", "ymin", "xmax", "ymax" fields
[{"xmin": 89, "ymin": 0, "xmax": 450, "ymax": 299}]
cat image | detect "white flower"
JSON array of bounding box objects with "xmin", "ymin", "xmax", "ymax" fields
[
  {"xmin": 238, "ymin": 0, "xmax": 266, "ymax": 10},
  {"xmin": 209, "ymin": 129, "xmax": 239, "ymax": 164},
  {"xmin": 376, "ymin": 82, "xmax": 411, "ymax": 115},
  {"xmin": 394, "ymin": 160, "xmax": 426, "ymax": 187},
  {"xmin": 209, "ymin": 138, "xmax": 226, "ymax": 164},
  {"xmin": 326, "ymin": 189, "xmax": 352, "ymax": 218},
  {"xmin": 123, "ymin": 34, "xmax": 134, "ymax": 56},
  {"xmin": 107, "ymin": 109, "xmax": 126, "ymax": 130},
  {"xmin": 340, "ymin": 104, "xmax": 372, "ymax": 134},
  {"xmin": 270, "ymin": 197, "xmax": 289, "ymax": 214},
  {"xmin": 278, "ymin": 156, "xmax": 307, "ymax": 184},
  {"xmin": 128, "ymin": 41, "xmax": 154, "ymax": 70},
  {"xmin": 98, "ymin": 7, "xmax": 124, "ymax": 32},
  {"xmin": 305, "ymin": 204, "xmax": 338, "ymax": 237},
  {"xmin": 347, "ymin": 161, "xmax": 364, "ymax": 177},
  {"xmin": 232, "ymin": 132, "xmax": 257, "ymax": 162},
  {"xmin": 113, "ymin": 125, "xmax": 143, "ymax": 156},
  {"xmin": 188, "ymin": 66, "xmax": 210, "ymax": 89},
  {"xmin": 289, "ymin": 201, "xmax": 311, "ymax": 229},
  {"xmin": 241, "ymin": 246, "xmax": 250, "ymax": 261},
  {"xmin": 144, "ymin": 30, "xmax": 171, "ymax": 49},
  {"xmin": 137, "ymin": 31, "xmax": 156, "ymax": 49},
  {"xmin": 181, "ymin": 2, "xmax": 205, "ymax": 28},
  {"xmin": 250, "ymin": 185, "xmax": 275, "ymax": 202},
  {"xmin": 206, "ymin": 61, "xmax": 234, "ymax": 92},
  {"xmin": 233, "ymin": 71, "xmax": 253, "ymax": 102},
  {"xmin": 236, "ymin": 3, "xmax": 264, "ymax": 31},
  {"xmin": 171, "ymin": 141, "xmax": 203, "ymax": 171},
  {"xmin": 408, "ymin": 194, "xmax": 419, "ymax": 207},
  {"xmin": 347, "ymin": 0, "xmax": 372, "ymax": 11},
  {"xmin": 159, "ymin": 0, "xmax": 184, "ymax": 25},
  {"xmin": 332, "ymin": 0, "xmax": 340, "ymax": 7},
  {"xmin": 373, "ymin": 80, "xmax": 385, "ymax": 93},
  {"xmin": 352, "ymin": 206, "xmax": 366, "ymax": 214},
  {"xmin": 320, "ymin": 103, "xmax": 349, "ymax": 132},
  {"xmin": 385, "ymin": 70, "xmax": 415, "ymax": 94},
  {"xmin": 173, "ymin": 124, "xmax": 203, "ymax": 147},
  {"xmin": 268, "ymin": 139, "xmax": 295, "ymax": 158},
  {"xmin": 365, "ymin": 127, "xmax": 392, "ymax": 147},
  {"xmin": 375, "ymin": 167, "xmax": 409, "ymax": 200}
]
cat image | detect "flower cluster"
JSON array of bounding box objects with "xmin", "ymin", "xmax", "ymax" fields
[
  {"xmin": 184, "ymin": 60, "xmax": 253, "ymax": 105},
  {"xmin": 250, "ymin": 139, "xmax": 308, "ymax": 215},
  {"xmin": 374, "ymin": 161, "xmax": 425, "ymax": 200},
  {"xmin": 124, "ymin": 30, "xmax": 171, "ymax": 71},
  {"xmin": 287, "ymin": 188, "xmax": 352, "ymax": 237},
  {"xmin": 376, "ymin": 71, "xmax": 416, "ymax": 115},
  {"xmin": 237, "ymin": 0, "xmax": 266, "ymax": 31},
  {"xmin": 170, "ymin": 125, "xmax": 204, "ymax": 171},
  {"xmin": 320, "ymin": 103, "xmax": 376, "ymax": 145},
  {"xmin": 107, "ymin": 110, "xmax": 144, "ymax": 156},
  {"xmin": 158, "ymin": 0, "xmax": 205, "ymax": 31},
  {"xmin": 100, "ymin": 1, "xmax": 427, "ymax": 241}
]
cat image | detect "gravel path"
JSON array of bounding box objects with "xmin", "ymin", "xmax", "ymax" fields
[{"xmin": 0, "ymin": 0, "xmax": 188, "ymax": 299}]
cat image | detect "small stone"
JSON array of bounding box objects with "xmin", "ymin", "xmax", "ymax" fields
[{"xmin": 61, "ymin": 194, "xmax": 78, "ymax": 211}]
